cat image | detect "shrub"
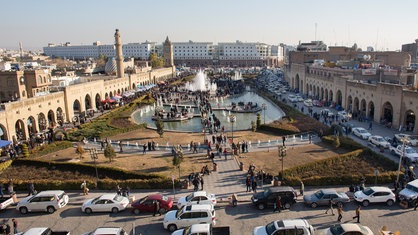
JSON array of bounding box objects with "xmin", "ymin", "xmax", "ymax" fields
[
  {"xmin": 21, "ymin": 144, "xmax": 29, "ymax": 158},
  {"xmin": 104, "ymin": 144, "xmax": 116, "ymax": 162}
]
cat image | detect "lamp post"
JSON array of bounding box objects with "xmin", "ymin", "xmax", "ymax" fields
[
  {"xmin": 396, "ymin": 137, "xmax": 408, "ymax": 184},
  {"xmin": 278, "ymin": 145, "xmax": 287, "ymax": 181},
  {"xmin": 89, "ymin": 148, "xmax": 99, "ymax": 182},
  {"xmin": 229, "ymin": 114, "xmax": 236, "ymax": 143},
  {"xmin": 262, "ymin": 103, "xmax": 267, "ymax": 124}
]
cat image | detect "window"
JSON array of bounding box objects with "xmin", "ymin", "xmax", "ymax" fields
[{"xmin": 180, "ymin": 212, "xmax": 191, "ymax": 219}]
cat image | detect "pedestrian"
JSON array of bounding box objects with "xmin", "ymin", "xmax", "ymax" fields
[
  {"xmin": 282, "ymin": 136, "xmax": 286, "ymax": 146},
  {"xmin": 0, "ymin": 183, "xmax": 3, "ymax": 197},
  {"xmin": 119, "ymin": 141, "xmax": 123, "ymax": 153},
  {"xmin": 4, "ymin": 223, "xmax": 10, "ymax": 235},
  {"xmin": 337, "ymin": 204, "xmax": 343, "ymax": 222},
  {"xmin": 300, "ymin": 181, "xmax": 304, "ymax": 196},
  {"xmin": 12, "ymin": 219, "xmax": 18, "ymax": 234},
  {"xmin": 200, "ymin": 177, "xmax": 204, "ymax": 190},
  {"xmin": 143, "ymin": 143, "xmax": 147, "ymax": 154},
  {"xmin": 353, "ymin": 204, "xmax": 361, "ymax": 223},
  {"xmin": 413, "ymin": 196, "xmax": 418, "ymax": 210},
  {"xmin": 27, "ymin": 182, "xmax": 35, "ymax": 196},
  {"xmin": 100, "ymin": 141, "xmax": 105, "ymax": 151},
  {"xmin": 81, "ymin": 180, "xmax": 89, "ymax": 195},
  {"xmin": 273, "ymin": 195, "xmax": 282, "ymax": 212},
  {"xmin": 224, "ymin": 149, "xmax": 228, "ymax": 160},
  {"xmin": 116, "ymin": 184, "xmax": 121, "ymax": 195},
  {"xmin": 368, "ymin": 122, "xmax": 373, "ymax": 131},
  {"xmin": 325, "ymin": 198, "xmax": 334, "ymax": 215},
  {"xmin": 7, "ymin": 179, "xmax": 13, "ymax": 195},
  {"xmin": 245, "ymin": 176, "xmax": 251, "ymax": 192},
  {"xmin": 308, "ymin": 135, "xmax": 312, "ymax": 144},
  {"xmin": 251, "ymin": 180, "xmax": 257, "ymax": 193},
  {"xmin": 153, "ymin": 200, "xmax": 161, "ymax": 216}
]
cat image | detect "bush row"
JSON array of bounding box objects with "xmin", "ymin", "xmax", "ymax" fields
[
  {"xmin": 29, "ymin": 141, "xmax": 74, "ymax": 158},
  {"xmin": 0, "ymin": 160, "xmax": 12, "ymax": 172},
  {"xmin": 13, "ymin": 159, "xmax": 166, "ymax": 180}
]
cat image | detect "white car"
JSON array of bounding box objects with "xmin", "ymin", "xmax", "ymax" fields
[
  {"xmin": 354, "ymin": 186, "xmax": 396, "ymax": 206},
  {"xmin": 177, "ymin": 191, "xmax": 217, "ymax": 208},
  {"xmin": 163, "ymin": 204, "xmax": 216, "ymax": 232},
  {"xmin": 83, "ymin": 227, "xmax": 128, "ymax": 235},
  {"xmin": 252, "ymin": 219, "xmax": 314, "ymax": 235},
  {"xmin": 81, "ymin": 194, "xmax": 129, "ymax": 214},
  {"xmin": 316, "ymin": 223, "xmax": 373, "ymax": 235},
  {"xmin": 320, "ymin": 109, "xmax": 334, "ymax": 117},
  {"xmin": 296, "ymin": 96, "xmax": 304, "ymax": 102},
  {"xmin": 288, "ymin": 95, "xmax": 298, "ymax": 103},
  {"xmin": 337, "ymin": 111, "xmax": 351, "ymax": 121},
  {"xmin": 352, "ymin": 127, "xmax": 372, "ymax": 140},
  {"xmin": 16, "ymin": 190, "xmax": 69, "ymax": 214},
  {"xmin": 368, "ymin": 135, "xmax": 390, "ymax": 148}
]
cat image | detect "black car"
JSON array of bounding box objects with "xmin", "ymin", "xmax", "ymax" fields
[{"xmin": 251, "ymin": 186, "xmax": 297, "ymax": 210}]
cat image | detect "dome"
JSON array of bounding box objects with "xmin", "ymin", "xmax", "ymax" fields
[{"xmin": 105, "ymin": 57, "xmax": 117, "ymax": 75}]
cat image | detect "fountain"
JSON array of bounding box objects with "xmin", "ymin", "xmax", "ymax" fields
[
  {"xmin": 156, "ymin": 143, "xmax": 159, "ymax": 150},
  {"xmin": 185, "ymin": 70, "xmax": 208, "ymax": 91},
  {"xmin": 136, "ymin": 142, "xmax": 139, "ymax": 148},
  {"xmin": 233, "ymin": 70, "xmax": 242, "ymax": 81}
]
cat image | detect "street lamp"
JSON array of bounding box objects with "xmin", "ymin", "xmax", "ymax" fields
[
  {"xmin": 278, "ymin": 145, "xmax": 287, "ymax": 181},
  {"xmin": 396, "ymin": 137, "xmax": 409, "ymax": 184},
  {"xmin": 89, "ymin": 148, "xmax": 99, "ymax": 182},
  {"xmin": 262, "ymin": 103, "xmax": 267, "ymax": 125},
  {"xmin": 229, "ymin": 114, "xmax": 236, "ymax": 143}
]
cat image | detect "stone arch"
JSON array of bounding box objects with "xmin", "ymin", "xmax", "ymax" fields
[
  {"xmin": 0, "ymin": 123, "xmax": 8, "ymax": 140},
  {"xmin": 320, "ymin": 87, "xmax": 324, "ymax": 100},
  {"xmin": 15, "ymin": 119, "xmax": 26, "ymax": 141},
  {"xmin": 57, "ymin": 107, "xmax": 64, "ymax": 125},
  {"xmin": 109, "ymin": 91, "xmax": 113, "ymax": 98},
  {"xmin": 295, "ymin": 74, "xmax": 300, "ymax": 91},
  {"xmin": 336, "ymin": 90, "xmax": 343, "ymax": 106},
  {"xmin": 360, "ymin": 99, "xmax": 367, "ymax": 117},
  {"xmin": 325, "ymin": 89, "xmax": 329, "ymax": 101},
  {"xmin": 300, "ymin": 80, "xmax": 303, "ymax": 94},
  {"xmin": 73, "ymin": 99, "xmax": 81, "ymax": 117},
  {"xmin": 95, "ymin": 93, "xmax": 101, "ymax": 109},
  {"xmin": 27, "ymin": 116, "xmax": 37, "ymax": 136},
  {"xmin": 47, "ymin": 110, "xmax": 55, "ymax": 127},
  {"xmin": 347, "ymin": 96, "xmax": 353, "ymax": 112},
  {"xmin": 309, "ymin": 84, "xmax": 313, "ymax": 96},
  {"xmin": 113, "ymin": 90, "xmax": 116, "ymax": 96},
  {"xmin": 132, "ymin": 83, "xmax": 136, "ymax": 89},
  {"xmin": 37, "ymin": 112, "xmax": 47, "ymax": 132},
  {"xmin": 381, "ymin": 102, "xmax": 393, "ymax": 124},
  {"xmin": 329, "ymin": 90, "xmax": 334, "ymax": 102},
  {"xmin": 368, "ymin": 101, "xmax": 375, "ymax": 121},
  {"xmin": 117, "ymin": 89, "xmax": 121, "ymax": 95},
  {"xmin": 105, "ymin": 93, "xmax": 109, "ymax": 99},
  {"xmin": 353, "ymin": 97, "xmax": 359, "ymax": 114},
  {"xmin": 85, "ymin": 94, "xmax": 92, "ymax": 111},
  {"xmin": 305, "ymin": 83, "xmax": 309, "ymax": 96},
  {"xmin": 405, "ymin": 110, "xmax": 415, "ymax": 132}
]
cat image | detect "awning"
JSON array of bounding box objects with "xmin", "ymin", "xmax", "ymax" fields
[
  {"xmin": 0, "ymin": 140, "xmax": 12, "ymax": 148},
  {"xmin": 101, "ymin": 98, "xmax": 116, "ymax": 103}
]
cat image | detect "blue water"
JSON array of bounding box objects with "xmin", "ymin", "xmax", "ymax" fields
[{"xmin": 132, "ymin": 92, "xmax": 284, "ymax": 132}]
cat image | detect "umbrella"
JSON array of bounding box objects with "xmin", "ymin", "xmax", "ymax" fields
[{"xmin": 0, "ymin": 140, "xmax": 12, "ymax": 148}]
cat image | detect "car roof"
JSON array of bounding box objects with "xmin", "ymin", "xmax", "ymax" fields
[
  {"xmin": 184, "ymin": 204, "xmax": 213, "ymax": 211},
  {"xmin": 91, "ymin": 227, "xmax": 123, "ymax": 234},
  {"xmin": 339, "ymin": 223, "xmax": 362, "ymax": 232},
  {"xmin": 189, "ymin": 224, "xmax": 211, "ymax": 233},
  {"xmin": 192, "ymin": 191, "xmax": 208, "ymax": 197},
  {"xmin": 407, "ymin": 179, "xmax": 418, "ymax": 187},
  {"xmin": 320, "ymin": 189, "xmax": 337, "ymax": 194},
  {"xmin": 269, "ymin": 186, "xmax": 295, "ymax": 192},
  {"xmin": 277, "ymin": 219, "xmax": 310, "ymax": 228},
  {"xmin": 22, "ymin": 227, "xmax": 50, "ymax": 235},
  {"xmin": 98, "ymin": 194, "xmax": 117, "ymax": 200},
  {"xmin": 147, "ymin": 194, "xmax": 163, "ymax": 200},
  {"xmin": 36, "ymin": 190, "xmax": 65, "ymax": 196},
  {"xmin": 368, "ymin": 186, "xmax": 392, "ymax": 192}
]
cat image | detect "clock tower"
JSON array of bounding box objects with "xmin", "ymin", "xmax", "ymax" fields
[{"xmin": 163, "ymin": 36, "xmax": 174, "ymax": 67}]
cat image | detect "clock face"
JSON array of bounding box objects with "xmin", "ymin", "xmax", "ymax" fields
[{"xmin": 20, "ymin": 77, "xmax": 24, "ymax": 82}]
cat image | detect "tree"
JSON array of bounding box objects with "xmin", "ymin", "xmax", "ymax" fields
[
  {"xmin": 251, "ymin": 121, "xmax": 257, "ymax": 132},
  {"xmin": 76, "ymin": 143, "xmax": 85, "ymax": 159},
  {"xmin": 155, "ymin": 118, "xmax": 164, "ymax": 137},
  {"xmin": 104, "ymin": 144, "xmax": 116, "ymax": 162},
  {"xmin": 96, "ymin": 54, "xmax": 108, "ymax": 67},
  {"xmin": 172, "ymin": 148, "xmax": 184, "ymax": 179},
  {"xmin": 21, "ymin": 143, "xmax": 29, "ymax": 158},
  {"xmin": 149, "ymin": 53, "xmax": 164, "ymax": 68},
  {"xmin": 256, "ymin": 113, "xmax": 261, "ymax": 128}
]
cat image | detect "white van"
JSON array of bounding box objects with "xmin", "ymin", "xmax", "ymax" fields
[
  {"xmin": 163, "ymin": 204, "xmax": 216, "ymax": 232},
  {"xmin": 16, "ymin": 190, "xmax": 69, "ymax": 214},
  {"xmin": 399, "ymin": 179, "xmax": 418, "ymax": 203}
]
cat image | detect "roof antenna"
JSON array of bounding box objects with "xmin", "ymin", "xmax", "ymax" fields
[{"xmin": 315, "ymin": 23, "xmax": 317, "ymax": 41}]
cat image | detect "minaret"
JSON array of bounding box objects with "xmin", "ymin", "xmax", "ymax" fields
[
  {"xmin": 114, "ymin": 29, "xmax": 124, "ymax": 78},
  {"xmin": 163, "ymin": 36, "xmax": 174, "ymax": 67}
]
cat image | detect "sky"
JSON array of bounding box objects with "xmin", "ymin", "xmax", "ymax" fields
[{"xmin": 3, "ymin": 0, "xmax": 418, "ymax": 51}]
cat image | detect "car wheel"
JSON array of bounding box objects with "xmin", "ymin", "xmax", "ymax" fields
[
  {"xmin": 310, "ymin": 202, "xmax": 318, "ymax": 208},
  {"xmin": 19, "ymin": 207, "xmax": 28, "ymax": 214},
  {"xmin": 257, "ymin": 203, "xmax": 266, "ymax": 210},
  {"xmin": 85, "ymin": 208, "xmax": 92, "ymax": 214},
  {"xmin": 168, "ymin": 224, "xmax": 177, "ymax": 232},
  {"xmin": 159, "ymin": 208, "xmax": 167, "ymax": 214},
  {"xmin": 47, "ymin": 206, "xmax": 55, "ymax": 214},
  {"xmin": 111, "ymin": 207, "xmax": 119, "ymax": 213},
  {"xmin": 386, "ymin": 199, "xmax": 394, "ymax": 206},
  {"xmin": 133, "ymin": 208, "xmax": 140, "ymax": 215},
  {"xmin": 362, "ymin": 200, "xmax": 370, "ymax": 207},
  {"xmin": 284, "ymin": 202, "xmax": 291, "ymax": 209}
]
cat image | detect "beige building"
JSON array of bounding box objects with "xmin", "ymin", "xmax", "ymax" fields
[{"xmin": 286, "ymin": 48, "xmax": 418, "ymax": 133}]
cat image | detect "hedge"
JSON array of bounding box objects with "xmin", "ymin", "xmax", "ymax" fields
[{"xmin": 29, "ymin": 141, "xmax": 74, "ymax": 157}]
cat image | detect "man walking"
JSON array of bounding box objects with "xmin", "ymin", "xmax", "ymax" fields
[
  {"xmin": 153, "ymin": 200, "xmax": 161, "ymax": 216},
  {"xmin": 273, "ymin": 195, "xmax": 282, "ymax": 213},
  {"xmin": 245, "ymin": 176, "xmax": 251, "ymax": 192},
  {"xmin": 12, "ymin": 219, "xmax": 18, "ymax": 234},
  {"xmin": 282, "ymin": 136, "xmax": 286, "ymax": 146},
  {"xmin": 300, "ymin": 181, "xmax": 304, "ymax": 196},
  {"xmin": 337, "ymin": 205, "xmax": 343, "ymax": 222},
  {"xmin": 353, "ymin": 205, "xmax": 361, "ymax": 223},
  {"xmin": 325, "ymin": 198, "xmax": 334, "ymax": 215},
  {"xmin": 200, "ymin": 177, "xmax": 204, "ymax": 190}
]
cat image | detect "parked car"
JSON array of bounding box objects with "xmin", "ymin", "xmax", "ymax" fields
[
  {"xmin": 354, "ymin": 186, "xmax": 396, "ymax": 206},
  {"xmin": 352, "ymin": 127, "xmax": 372, "ymax": 140},
  {"xmin": 83, "ymin": 227, "xmax": 128, "ymax": 235},
  {"xmin": 303, "ymin": 189, "xmax": 350, "ymax": 208},
  {"xmin": 394, "ymin": 133, "xmax": 411, "ymax": 144},
  {"xmin": 313, "ymin": 100, "xmax": 323, "ymax": 107},
  {"xmin": 251, "ymin": 186, "xmax": 297, "ymax": 210},
  {"xmin": 0, "ymin": 195, "xmax": 16, "ymax": 210},
  {"xmin": 288, "ymin": 95, "xmax": 298, "ymax": 103},
  {"xmin": 339, "ymin": 122, "xmax": 354, "ymax": 133},
  {"xmin": 18, "ymin": 227, "xmax": 70, "ymax": 235},
  {"xmin": 177, "ymin": 191, "xmax": 216, "ymax": 208},
  {"xmin": 389, "ymin": 145, "xmax": 418, "ymax": 163},
  {"xmin": 320, "ymin": 109, "xmax": 334, "ymax": 117},
  {"xmin": 337, "ymin": 111, "xmax": 351, "ymax": 121},
  {"xmin": 252, "ymin": 219, "xmax": 314, "ymax": 235},
  {"xmin": 398, "ymin": 179, "xmax": 418, "ymax": 207},
  {"xmin": 368, "ymin": 135, "xmax": 390, "ymax": 148},
  {"xmin": 16, "ymin": 190, "xmax": 69, "ymax": 214},
  {"xmin": 316, "ymin": 223, "xmax": 373, "ymax": 235},
  {"xmin": 81, "ymin": 194, "xmax": 129, "ymax": 214},
  {"xmin": 163, "ymin": 204, "xmax": 216, "ymax": 232},
  {"xmin": 171, "ymin": 224, "xmax": 230, "ymax": 235},
  {"xmin": 131, "ymin": 194, "xmax": 173, "ymax": 215}
]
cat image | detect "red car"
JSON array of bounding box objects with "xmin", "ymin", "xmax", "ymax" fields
[{"xmin": 131, "ymin": 194, "xmax": 173, "ymax": 214}]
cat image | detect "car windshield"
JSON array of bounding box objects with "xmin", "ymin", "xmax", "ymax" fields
[
  {"xmin": 175, "ymin": 208, "xmax": 182, "ymax": 218},
  {"xmin": 138, "ymin": 196, "xmax": 148, "ymax": 204},
  {"xmin": 263, "ymin": 188, "xmax": 271, "ymax": 198},
  {"xmin": 376, "ymin": 137, "xmax": 384, "ymax": 142},
  {"xmin": 314, "ymin": 190, "xmax": 324, "ymax": 199},
  {"xmin": 91, "ymin": 196, "xmax": 101, "ymax": 204},
  {"xmin": 185, "ymin": 193, "xmax": 193, "ymax": 201},
  {"xmin": 406, "ymin": 184, "xmax": 418, "ymax": 193},
  {"xmin": 265, "ymin": 221, "xmax": 277, "ymax": 235},
  {"xmin": 358, "ymin": 129, "xmax": 367, "ymax": 133},
  {"xmin": 329, "ymin": 224, "xmax": 344, "ymax": 235},
  {"xmin": 113, "ymin": 195, "xmax": 124, "ymax": 202},
  {"xmin": 362, "ymin": 188, "xmax": 374, "ymax": 196},
  {"xmin": 405, "ymin": 148, "xmax": 417, "ymax": 154},
  {"xmin": 183, "ymin": 226, "xmax": 192, "ymax": 235}
]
